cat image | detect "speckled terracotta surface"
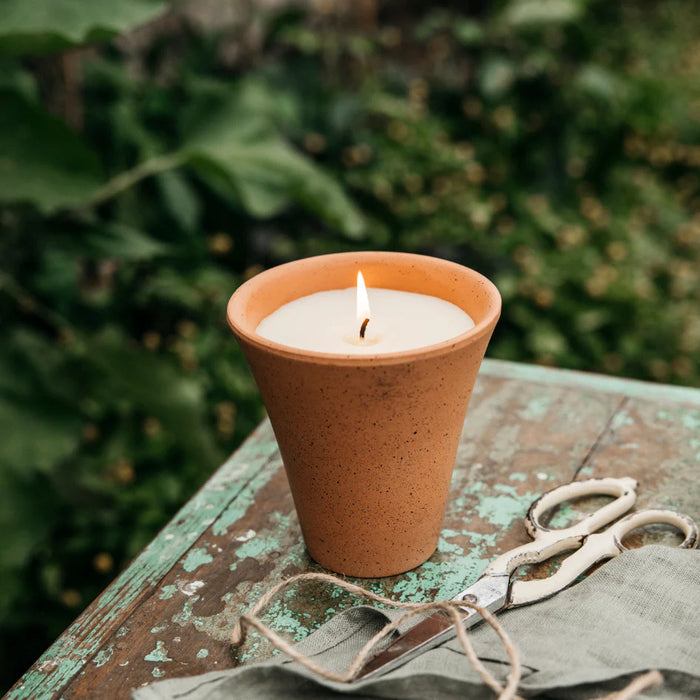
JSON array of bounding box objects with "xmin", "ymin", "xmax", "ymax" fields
[{"xmin": 227, "ymin": 252, "xmax": 501, "ymax": 577}]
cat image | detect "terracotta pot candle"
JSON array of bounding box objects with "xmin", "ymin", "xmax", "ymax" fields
[{"xmin": 227, "ymin": 252, "xmax": 501, "ymax": 577}]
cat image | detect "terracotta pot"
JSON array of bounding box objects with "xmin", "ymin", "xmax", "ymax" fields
[{"xmin": 227, "ymin": 252, "xmax": 501, "ymax": 577}]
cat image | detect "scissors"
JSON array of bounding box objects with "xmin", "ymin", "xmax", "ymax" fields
[{"xmin": 354, "ymin": 476, "xmax": 699, "ymax": 681}]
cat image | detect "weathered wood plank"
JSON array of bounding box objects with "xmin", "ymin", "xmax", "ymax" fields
[
  {"xmin": 7, "ymin": 360, "xmax": 700, "ymax": 699},
  {"xmin": 63, "ymin": 374, "xmax": 622, "ymax": 697},
  {"xmin": 6, "ymin": 422, "xmax": 280, "ymax": 700},
  {"xmin": 479, "ymin": 359, "xmax": 700, "ymax": 405}
]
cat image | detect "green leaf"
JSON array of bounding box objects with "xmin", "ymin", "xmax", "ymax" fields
[
  {"xmin": 87, "ymin": 329, "xmax": 220, "ymax": 465},
  {"xmin": 182, "ymin": 99, "xmax": 365, "ymax": 237},
  {"xmin": 0, "ymin": 92, "xmax": 101, "ymax": 212},
  {"xmin": 0, "ymin": 0, "xmax": 167, "ymax": 55},
  {"xmin": 157, "ymin": 171, "xmax": 201, "ymax": 233},
  {"xmin": 0, "ymin": 470, "xmax": 57, "ymax": 622},
  {"xmin": 0, "ymin": 395, "xmax": 82, "ymax": 474},
  {"xmin": 500, "ymin": 0, "xmax": 584, "ymax": 28},
  {"xmin": 89, "ymin": 222, "xmax": 171, "ymax": 260}
]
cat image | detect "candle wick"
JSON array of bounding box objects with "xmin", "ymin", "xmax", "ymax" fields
[{"xmin": 359, "ymin": 318, "xmax": 370, "ymax": 339}]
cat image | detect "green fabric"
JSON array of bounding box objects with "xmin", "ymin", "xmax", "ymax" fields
[{"xmin": 133, "ymin": 546, "xmax": 700, "ymax": 699}]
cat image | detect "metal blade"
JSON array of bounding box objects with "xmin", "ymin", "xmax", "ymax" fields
[{"xmin": 353, "ymin": 575, "xmax": 510, "ymax": 682}]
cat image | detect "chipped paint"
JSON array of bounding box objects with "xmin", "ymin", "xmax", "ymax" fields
[
  {"xmin": 475, "ymin": 485, "xmax": 537, "ymax": 528},
  {"xmin": 212, "ymin": 456, "xmax": 284, "ymax": 537},
  {"xmin": 150, "ymin": 624, "xmax": 167, "ymax": 634},
  {"xmin": 196, "ymin": 649, "xmax": 209, "ymax": 659},
  {"xmin": 233, "ymin": 535, "xmax": 280, "ymax": 564},
  {"xmin": 182, "ymin": 548, "xmax": 213, "ymax": 572},
  {"xmin": 691, "ymin": 438, "xmax": 700, "ymax": 462},
  {"xmin": 682, "ymin": 410, "xmax": 700, "ymax": 432},
  {"xmin": 518, "ymin": 395, "xmax": 552, "ymax": 421},
  {"xmin": 611, "ymin": 411, "xmax": 635, "ymax": 429},
  {"xmin": 391, "ymin": 557, "xmax": 491, "ymax": 602},
  {"xmin": 158, "ymin": 585, "xmax": 178, "ymax": 600},
  {"xmin": 235, "ymin": 529, "xmax": 257, "ymax": 542},
  {"xmin": 144, "ymin": 641, "xmax": 172, "ymax": 663},
  {"xmin": 92, "ymin": 646, "xmax": 113, "ymax": 668},
  {"xmin": 6, "ymin": 421, "xmax": 280, "ymax": 700},
  {"xmin": 12, "ymin": 362, "xmax": 700, "ymax": 698},
  {"xmin": 172, "ymin": 595, "xmax": 199, "ymax": 626}
]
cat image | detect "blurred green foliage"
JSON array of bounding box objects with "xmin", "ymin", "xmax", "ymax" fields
[{"xmin": 0, "ymin": 0, "xmax": 698, "ymax": 690}]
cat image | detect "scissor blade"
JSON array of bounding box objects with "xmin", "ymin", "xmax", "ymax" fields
[{"xmin": 353, "ymin": 575, "xmax": 510, "ymax": 682}]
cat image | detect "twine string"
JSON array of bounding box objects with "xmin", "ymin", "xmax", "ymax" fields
[{"xmin": 230, "ymin": 571, "xmax": 662, "ymax": 700}]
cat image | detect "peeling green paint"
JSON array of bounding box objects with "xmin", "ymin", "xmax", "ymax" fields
[
  {"xmin": 518, "ymin": 395, "xmax": 552, "ymax": 421},
  {"xmin": 258, "ymin": 600, "xmax": 310, "ymax": 642},
  {"xmin": 213, "ymin": 455, "xmax": 284, "ymax": 537},
  {"xmin": 437, "ymin": 535, "xmax": 464, "ymax": 556},
  {"xmin": 172, "ymin": 595, "xmax": 199, "ymax": 626},
  {"xmin": 7, "ymin": 422, "xmax": 280, "ymax": 700},
  {"xmin": 691, "ymin": 438, "xmax": 700, "ymax": 462},
  {"xmin": 238, "ymin": 640, "xmax": 262, "ymax": 663},
  {"xmin": 16, "ymin": 362, "xmax": 700, "ymax": 699},
  {"xmin": 182, "ymin": 547, "xmax": 214, "ymax": 572},
  {"xmin": 150, "ymin": 624, "xmax": 167, "ymax": 634},
  {"xmin": 144, "ymin": 641, "xmax": 172, "ymax": 663},
  {"xmin": 475, "ymin": 484, "xmax": 536, "ymax": 528},
  {"xmin": 391, "ymin": 557, "xmax": 490, "ymax": 602},
  {"xmin": 230, "ymin": 514, "xmax": 304, "ymax": 572},
  {"xmin": 196, "ymin": 648, "xmax": 209, "ymax": 659},
  {"xmin": 235, "ymin": 535, "xmax": 279, "ymax": 561},
  {"xmin": 611, "ymin": 411, "xmax": 635, "ymax": 429},
  {"xmin": 158, "ymin": 585, "xmax": 178, "ymax": 600},
  {"xmin": 682, "ymin": 411, "xmax": 700, "ymax": 432},
  {"xmin": 547, "ymin": 502, "xmax": 575, "ymax": 528},
  {"xmin": 92, "ymin": 646, "xmax": 113, "ymax": 668}
]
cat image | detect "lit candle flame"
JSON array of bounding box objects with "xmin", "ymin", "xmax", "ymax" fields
[{"xmin": 356, "ymin": 271, "xmax": 371, "ymax": 339}]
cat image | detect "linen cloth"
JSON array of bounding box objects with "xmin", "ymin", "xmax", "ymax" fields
[{"xmin": 133, "ymin": 546, "xmax": 700, "ymax": 699}]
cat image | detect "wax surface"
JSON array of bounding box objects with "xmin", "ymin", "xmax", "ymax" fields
[{"xmin": 256, "ymin": 287, "xmax": 475, "ymax": 354}]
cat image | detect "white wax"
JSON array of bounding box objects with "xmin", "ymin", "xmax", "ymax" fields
[{"xmin": 256, "ymin": 287, "xmax": 474, "ymax": 354}]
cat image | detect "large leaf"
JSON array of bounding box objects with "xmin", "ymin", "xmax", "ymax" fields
[
  {"xmin": 499, "ymin": 0, "xmax": 584, "ymax": 28},
  {"xmin": 182, "ymin": 100, "xmax": 365, "ymax": 238},
  {"xmin": 87, "ymin": 329, "xmax": 220, "ymax": 466},
  {"xmin": 0, "ymin": 0, "xmax": 167, "ymax": 55},
  {"xmin": 0, "ymin": 332, "xmax": 83, "ymax": 473},
  {"xmin": 88, "ymin": 222, "xmax": 172, "ymax": 260},
  {"xmin": 0, "ymin": 92, "xmax": 102, "ymax": 212},
  {"xmin": 0, "ymin": 470, "xmax": 58, "ymax": 622},
  {"xmin": 0, "ymin": 395, "xmax": 82, "ymax": 473}
]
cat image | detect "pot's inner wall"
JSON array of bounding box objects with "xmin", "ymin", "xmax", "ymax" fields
[{"xmin": 231, "ymin": 253, "xmax": 499, "ymax": 335}]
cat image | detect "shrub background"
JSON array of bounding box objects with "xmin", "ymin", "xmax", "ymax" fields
[{"xmin": 1, "ymin": 0, "xmax": 698, "ymax": 691}]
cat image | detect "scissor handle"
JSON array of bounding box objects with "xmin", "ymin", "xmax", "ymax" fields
[
  {"xmin": 525, "ymin": 476, "xmax": 638, "ymax": 539},
  {"xmin": 509, "ymin": 508, "xmax": 699, "ymax": 606},
  {"xmin": 483, "ymin": 477, "xmax": 638, "ymax": 578}
]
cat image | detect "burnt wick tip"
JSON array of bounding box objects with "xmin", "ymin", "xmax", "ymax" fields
[{"xmin": 360, "ymin": 318, "xmax": 370, "ymax": 339}]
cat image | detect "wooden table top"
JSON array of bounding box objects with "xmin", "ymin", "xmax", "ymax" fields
[{"xmin": 9, "ymin": 360, "xmax": 700, "ymax": 699}]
